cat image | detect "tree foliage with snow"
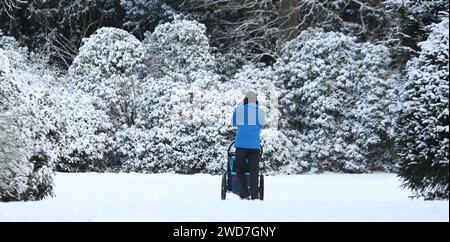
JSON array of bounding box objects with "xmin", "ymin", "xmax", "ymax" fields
[
  {"xmin": 64, "ymin": 27, "xmax": 148, "ymax": 170},
  {"xmin": 0, "ymin": 36, "xmax": 54, "ymax": 201},
  {"xmin": 1, "ymin": 0, "xmax": 125, "ymax": 67},
  {"xmin": 139, "ymin": 19, "xmax": 218, "ymax": 166},
  {"xmin": 120, "ymin": 0, "xmax": 176, "ymax": 39},
  {"xmin": 69, "ymin": 27, "xmax": 146, "ymax": 127},
  {"xmin": 119, "ymin": 72, "xmax": 227, "ymax": 174},
  {"xmin": 144, "ymin": 17, "xmax": 215, "ymax": 78},
  {"xmin": 386, "ymin": 0, "xmax": 449, "ymax": 68},
  {"xmin": 180, "ymin": 0, "xmax": 283, "ymax": 63},
  {"xmin": 52, "ymin": 88, "xmax": 114, "ymax": 172},
  {"xmin": 295, "ymin": 0, "xmax": 393, "ymax": 42},
  {"xmin": 275, "ymin": 29, "xmax": 395, "ymax": 172},
  {"xmin": 396, "ymin": 16, "xmax": 449, "ymax": 200}
]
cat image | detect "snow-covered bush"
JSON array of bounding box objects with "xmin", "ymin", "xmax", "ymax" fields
[
  {"xmin": 121, "ymin": 71, "xmax": 230, "ymax": 174},
  {"xmin": 113, "ymin": 21, "xmax": 226, "ymax": 174},
  {"xmin": 214, "ymin": 48, "xmax": 250, "ymax": 80},
  {"xmin": 0, "ymin": 49, "xmax": 31, "ymax": 201},
  {"xmin": 144, "ymin": 17, "xmax": 215, "ymax": 78},
  {"xmin": 0, "ymin": 38, "xmax": 55, "ymax": 201},
  {"xmin": 53, "ymin": 88, "xmax": 115, "ymax": 172},
  {"xmin": 118, "ymin": 75, "xmax": 180, "ymax": 173},
  {"xmin": 396, "ymin": 16, "xmax": 449, "ymax": 200},
  {"xmin": 65, "ymin": 27, "xmax": 149, "ymax": 170},
  {"xmin": 68, "ymin": 27, "xmax": 147, "ymax": 127},
  {"xmin": 275, "ymin": 29, "xmax": 394, "ymax": 173}
]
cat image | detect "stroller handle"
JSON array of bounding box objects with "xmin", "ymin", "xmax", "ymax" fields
[{"xmin": 227, "ymin": 141, "xmax": 263, "ymax": 159}]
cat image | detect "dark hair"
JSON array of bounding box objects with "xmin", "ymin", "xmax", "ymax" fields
[{"xmin": 243, "ymin": 97, "xmax": 258, "ymax": 105}]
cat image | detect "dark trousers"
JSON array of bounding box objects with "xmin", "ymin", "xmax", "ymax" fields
[{"xmin": 235, "ymin": 148, "xmax": 260, "ymax": 199}]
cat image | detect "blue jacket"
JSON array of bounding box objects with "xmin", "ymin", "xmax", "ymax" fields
[{"xmin": 232, "ymin": 103, "xmax": 265, "ymax": 149}]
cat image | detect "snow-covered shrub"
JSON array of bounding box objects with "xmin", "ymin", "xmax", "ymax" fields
[
  {"xmin": 0, "ymin": 49, "xmax": 31, "ymax": 201},
  {"xmin": 168, "ymin": 72, "xmax": 231, "ymax": 174},
  {"xmin": 66, "ymin": 27, "xmax": 149, "ymax": 170},
  {"xmin": 112, "ymin": 21, "xmax": 225, "ymax": 173},
  {"xmin": 144, "ymin": 17, "xmax": 215, "ymax": 78},
  {"xmin": 275, "ymin": 29, "xmax": 394, "ymax": 173},
  {"xmin": 118, "ymin": 75, "xmax": 178, "ymax": 173},
  {"xmin": 68, "ymin": 27, "xmax": 147, "ymax": 127},
  {"xmin": 0, "ymin": 99, "xmax": 34, "ymax": 202},
  {"xmin": 2, "ymin": 31, "xmax": 114, "ymax": 176},
  {"xmin": 214, "ymin": 48, "xmax": 250, "ymax": 80},
  {"xmin": 121, "ymin": 71, "xmax": 230, "ymax": 174},
  {"xmin": 0, "ymin": 49, "xmax": 8, "ymax": 75},
  {"xmin": 0, "ymin": 39, "xmax": 54, "ymax": 201},
  {"xmin": 396, "ymin": 16, "xmax": 449, "ymax": 200},
  {"xmin": 53, "ymin": 88, "xmax": 115, "ymax": 172}
]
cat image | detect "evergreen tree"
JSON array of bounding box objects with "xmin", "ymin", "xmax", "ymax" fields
[
  {"xmin": 396, "ymin": 16, "xmax": 449, "ymax": 200},
  {"xmin": 120, "ymin": 0, "xmax": 176, "ymax": 39},
  {"xmin": 275, "ymin": 29, "xmax": 394, "ymax": 172},
  {"xmin": 386, "ymin": 0, "xmax": 449, "ymax": 69}
]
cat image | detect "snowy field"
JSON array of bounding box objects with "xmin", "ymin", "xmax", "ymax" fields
[{"xmin": 0, "ymin": 172, "xmax": 448, "ymax": 222}]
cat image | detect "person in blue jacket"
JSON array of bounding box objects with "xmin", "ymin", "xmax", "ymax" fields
[{"xmin": 232, "ymin": 91, "xmax": 265, "ymax": 199}]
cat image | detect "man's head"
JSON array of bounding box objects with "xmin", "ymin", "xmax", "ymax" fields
[{"xmin": 244, "ymin": 91, "xmax": 257, "ymax": 104}]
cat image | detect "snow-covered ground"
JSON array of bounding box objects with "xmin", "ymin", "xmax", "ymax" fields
[{"xmin": 0, "ymin": 172, "xmax": 448, "ymax": 222}]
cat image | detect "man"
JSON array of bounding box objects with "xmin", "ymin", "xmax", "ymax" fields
[{"xmin": 231, "ymin": 91, "xmax": 265, "ymax": 200}]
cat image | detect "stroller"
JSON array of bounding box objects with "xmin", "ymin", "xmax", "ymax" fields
[{"xmin": 221, "ymin": 141, "xmax": 264, "ymax": 200}]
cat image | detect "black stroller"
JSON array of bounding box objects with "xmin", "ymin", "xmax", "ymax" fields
[{"xmin": 221, "ymin": 141, "xmax": 264, "ymax": 200}]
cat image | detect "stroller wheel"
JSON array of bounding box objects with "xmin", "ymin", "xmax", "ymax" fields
[
  {"xmin": 259, "ymin": 174, "xmax": 264, "ymax": 200},
  {"xmin": 221, "ymin": 173, "xmax": 227, "ymax": 200}
]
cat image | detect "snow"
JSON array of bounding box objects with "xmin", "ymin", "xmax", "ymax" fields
[{"xmin": 0, "ymin": 172, "xmax": 447, "ymax": 222}]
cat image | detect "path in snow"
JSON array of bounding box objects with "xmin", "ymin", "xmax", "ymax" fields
[{"xmin": 0, "ymin": 172, "xmax": 448, "ymax": 221}]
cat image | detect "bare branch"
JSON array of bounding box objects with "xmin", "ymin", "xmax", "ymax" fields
[{"xmin": 1, "ymin": 0, "xmax": 27, "ymax": 19}]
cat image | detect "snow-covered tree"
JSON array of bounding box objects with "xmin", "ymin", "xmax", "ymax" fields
[
  {"xmin": 386, "ymin": 0, "xmax": 449, "ymax": 68},
  {"xmin": 1, "ymin": 31, "xmax": 117, "ymax": 174},
  {"xmin": 144, "ymin": 17, "xmax": 215, "ymax": 78},
  {"xmin": 214, "ymin": 48, "xmax": 250, "ymax": 80},
  {"xmin": 180, "ymin": 0, "xmax": 293, "ymax": 63},
  {"xmin": 396, "ymin": 16, "xmax": 449, "ymax": 200},
  {"xmin": 295, "ymin": 0, "xmax": 392, "ymax": 41},
  {"xmin": 65, "ymin": 27, "xmax": 149, "ymax": 170},
  {"xmin": 69, "ymin": 27, "xmax": 147, "ymax": 127},
  {"xmin": 121, "ymin": 0, "xmax": 176, "ymax": 39},
  {"xmin": 0, "ymin": 36, "xmax": 54, "ymax": 201},
  {"xmin": 1, "ymin": 0, "xmax": 125, "ymax": 67},
  {"xmin": 275, "ymin": 29, "xmax": 394, "ymax": 172}
]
